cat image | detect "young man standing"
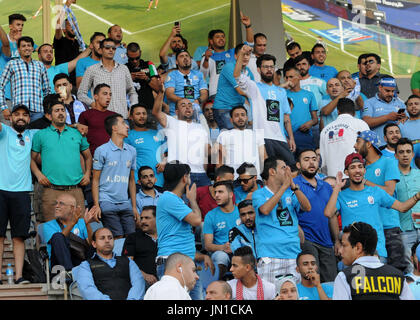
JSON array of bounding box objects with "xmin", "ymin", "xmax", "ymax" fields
[
  {"xmin": 308, "ymin": 44, "xmax": 338, "ymax": 82},
  {"xmin": 126, "ymin": 104, "xmax": 165, "ymax": 187},
  {"xmin": 228, "ymin": 246, "xmax": 276, "ymax": 300},
  {"xmin": 394, "ymin": 138, "xmax": 420, "ymax": 274},
  {"xmin": 354, "ymin": 130, "xmax": 407, "ymax": 272},
  {"xmin": 92, "ymin": 114, "xmax": 138, "ymax": 239},
  {"xmin": 203, "ymin": 181, "xmax": 240, "ymax": 280},
  {"xmin": 235, "ymin": 46, "xmax": 296, "ymax": 167},
  {"xmin": 0, "ymin": 104, "xmax": 35, "ymax": 284},
  {"xmin": 400, "ymin": 94, "xmax": 420, "ymax": 141}
]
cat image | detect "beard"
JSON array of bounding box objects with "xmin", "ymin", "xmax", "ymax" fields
[
  {"xmin": 301, "ymin": 168, "xmax": 317, "ymax": 179},
  {"xmin": 134, "ymin": 120, "xmax": 147, "ymax": 128},
  {"xmin": 299, "ymin": 69, "xmax": 308, "ymax": 77},
  {"xmin": 260, "ymin": 73, "xmax": 273, "ymax": 83},
  {"xmin": 12, "ymin": 122, "xmax": 28, "ymax": 133},
  {"xmin": 141, "ymin": 182, "xmax": 154, "ymax": 191}
]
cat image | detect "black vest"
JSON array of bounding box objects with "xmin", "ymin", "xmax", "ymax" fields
[
  {"xmin": 89, "ymin": 255, "xmax": 132, "ymax": 300},
  {"xmin": 343, "ymin": 263, "xmax": 405, "ymax": 300}
]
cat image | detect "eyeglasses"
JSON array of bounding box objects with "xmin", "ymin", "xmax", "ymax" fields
[
  {"xmin": 128, "ymin": 56, "xmax": 140, "ymax": 61},
  {"xmin": 184, "ymin": 75, "xmax": 191, "ymax": 85},
  {"xmin": 238, "ymin": 176, "xmax": 255, "ymax": 184},
  {"xmin": 261, "ymin": 65, "xmax": 275, "ymax": 70},
  {"xmin": 103, "ymin": 45, "xmax": 117, "ymax": 50},
  {"xmin": 17, "ymin": 134, "xmax": 25, "ymax": 146},
  {"xmin": 363, "ymin": 59, "xmax": 376, "ymax": 65},
  {"xmin": 275, "ymin": 273, "xmax": 294, "ymax": 279}
]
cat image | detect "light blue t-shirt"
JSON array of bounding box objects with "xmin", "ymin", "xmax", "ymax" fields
[
  {"xmin": 309, "ymin": 64, "xmax": 338, "ymax": 82},
  {"xmin": 43, "ymin": 218, "xmax": 88, "ymax": 259},
  {"xmin": 300, "ymin": 75, "xmax": 327, "ymax": 108},
  {"xmin": 336, "ymin": 186, "xmax": 396, "ymax": 257},
  {"xmin": 297, "ymin": 282, "xmax": 334, "ymax": 300},
  {"xmin": 381, "ymin": 147, "xmax": 418, "ymax": 170},
  {"xmin": 93, "ymin": 139, "xmax": 137, "ymax": 204},
  {"xmin": 47, "ymin": 63, "xmax": 68, "ymax": 93},
  {"xmin": 213, "ymin": 62, "xmax": 253, "ymax": 110},
  {"xmin": 125, "ymin": 129, "xmax": 165, "ymax": 187},
  {"xmin": 287, "ymin": 89, "xmax": 318, "ymax": 134},
  {"xmin": 203, "ymin": 206, "xmax": 240, "ymax": 245},
  {"xmin": 252, "ymin": 186, "xmax": 301, "ymax": 259},
  {"xmin": 0, "ymin": 125, "xmax": 37, "ymax": 192},
  {"xmin": 165, "ymin": 69, "xmax": 208, "ymax": 115},
  {"xmin": 156, "ymin": 191, "xmax": 196, "ymax": 259},
  {"xmin": 230, "ymin": 223, "xmax": 258, "ymax": 259},
  {"xmin": 114, "ymin": 45, "xmax": 128, "ymax": 65},
  {"xmin": 365, "ymin": 156, "xmax": 401, "ymax": 229},
  {"xmin": 362, "ymin": 94, "xmax": 406, "ymax": 146},
  {"xmin": 234, "ymin": 184, "xmax": 262, "ymax": 204},
  {"xmin": 400, "ymin": 119, "xmax": 420, "ymax": 141}
]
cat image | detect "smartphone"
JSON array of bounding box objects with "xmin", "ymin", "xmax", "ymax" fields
[
  {"xmin": 397, "ymin": 108, "xmax": 405, "ymax": 114},
  {"xmin": 174, "ymin": 21, "xmax": 180, "ymax": 27}
]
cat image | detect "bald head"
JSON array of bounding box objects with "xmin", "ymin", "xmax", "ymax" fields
[
  {"xmin": 205, "ymin": 281, "xmax": 232, "ymax": 300},
  {"xmin": 326, "ymin": 77, "xmax": 343, "ymax": 98},
  {"xmin": 164, "ymin": 252, "xmax": 199, "ymax": 291},
  {"xmin": 54, "ymin": 193, "xmax": 77, "ymax": 220}
]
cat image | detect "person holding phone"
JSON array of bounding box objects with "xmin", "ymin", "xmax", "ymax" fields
[{"xmin": 362, "ymin": 77, "xmax": 406, "ymax": 147}]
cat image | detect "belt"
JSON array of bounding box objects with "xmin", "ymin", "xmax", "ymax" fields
[
  {"xmin": 48, "ymin": 184, "xmax": 79, "ymax": 190},
  {"xmin": 156, "ymin": 257, "xmax": 167, "ymax": 265}
]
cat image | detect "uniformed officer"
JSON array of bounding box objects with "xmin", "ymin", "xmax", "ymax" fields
[{"xmin": 333, "ymin": 221, "xmax": 414, "ymax": 300}]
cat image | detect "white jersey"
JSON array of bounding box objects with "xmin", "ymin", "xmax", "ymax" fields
[
  {"xmin": 237, "ymin": 73, "xmax": 290, "ymax": 143},
  {"xmin": 228, "ymin": 278, "xmax": 276, "ymax": 300},
  {"xmin": 319, "ymin": 113, "xmax": 369, "ymax": 177}
]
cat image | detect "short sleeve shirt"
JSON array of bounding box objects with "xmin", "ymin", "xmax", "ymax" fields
[
  {"xmin": 31, "ymin": 125, "xmax": 89, "ymax": 185},
  {"xmin": 203, "ymin": 206, "xmax": 241, "ymax": 245},
  {"xmin": 156, "ymin": 191, "xmax": 196, "ymax": 259},
  {"xmin": 47, "ymin": 63, "xmax": 68, "ymax": 93},
  {"xmin": 93, "ymin": 139, "xmax": 137, "ymax": 203},
  {"xmin": 287, "ymin": 89, "xmax": 318, "ymax": 133}
]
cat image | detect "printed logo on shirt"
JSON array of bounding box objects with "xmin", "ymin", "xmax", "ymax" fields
[
  {"xmin": 193, "ymin": 75, "xmax": 198, "ymax": 81},
  {"xmin": 215, "ymin": 60, "xmax": 225, "ymax": 74},
  {"xmin": 108, "ymin": 161, "xmax": 117, "ymax": 167},
  {"xmin": 346, "ymin": 200, "xmax": 358, "ymax": 208},
  {"xmin": 368, "ymin": 196, "xmax": 375, "ymax": 205},
  {"xmin": 285, "ymin": 197, "xmax": 292, "ymax": 205},
  {"xmin": 225, "ymin": 53, "xmax": 231, "ymax": 59},
  {"xmin": 153, "ymin": 135, "xmax": 159, "ymax": 142},
  {"xmin": 25, "ymin": 136, "xmax": 30, "ymax": 143},
  {"xmin": 135, "ymin": 138, "xmax": 144, "ymax": 144},
  {"xmin": 126, "ymin": 160, "xmax": 132, "ymax": 168},
  {"xmin": 236, "ymin": 219, "xmax": 241, "ymax": 226},
  {"xmin": 375, "ymin": 168, "xmax": 381, "ymax": 177},
  {"xmin": 216, "ymin": 221, "xmax": 227, "ymax": 230},
  {"xmin": 266, "ymin": 99, "xmax": 280, "ymax": 122},
  {"xmin": 276, "ymin": 206, "xmax": 293, "ymax": 227},
  {"xmin": 328, "ymin": 128, "xmax": 345, "ymax": 142},
  {"xmin": 303, "ymin": 97, "xmax": 308, "ymax": 104},
  {"xmin": 73, "ymin": 228, "xmax": 80, "ymax": 236}
]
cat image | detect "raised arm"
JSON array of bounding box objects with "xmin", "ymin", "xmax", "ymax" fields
[
  {"xmin": 324, "ymin": 172, "xmax": 346, "ymax": 218},
  {"xmin": 67, "ymin": 47, "xmax": 91, "ymax": 73},
  {"xmin": 240, "ymin": 12, "xmax": 254, "ymax": 44},
  {"xmin": 159, "ymin": 25, "xmax": 180, "ymax": 65},
  {"xmin": 0, "ymin": 25, "xmax": 10, "ymax": 57},
  {"xmin": 391, "ymin": 192, "xmax": 420, "ymax": 213},
  {"xmin": 151, "ymin": 80, "xmax": 167, "ymax": 128}
]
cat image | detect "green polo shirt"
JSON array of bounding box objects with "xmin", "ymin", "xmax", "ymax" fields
[{"xmin": 32, "ymin": 125, "xmax": 89, "ymax": 186}]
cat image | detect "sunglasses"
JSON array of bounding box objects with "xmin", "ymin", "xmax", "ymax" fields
[
  {"xmin": 239, "ymin": 176, "xmax": 255, "ymax": 184},
  {"xmin": 103, "ymin": 45, "xmax": 117, "ymax": 50},
  {"xmin": 17, "ymin": 134, "xmax": 25, "ymax": 146},
  {"xmin": 275, "ymin": 273, "xmax": 294, "ymax": 279},
  {"xmin": 184, "ymin": 75, "xmax": 191, "ymax": 85},
  {"xmin": 363, "ymin": 59, "xmax": 376, "ymax": 65},
  {"xmin": 128, "ymin": 56, "xmax": 140, "ymax": 61}
]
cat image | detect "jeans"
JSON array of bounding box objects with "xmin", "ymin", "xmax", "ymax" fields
[
  {"xmin": 29, "ymin": 111, "xmax": 44, "ymax": 122},
  {"xmin": 384, "ymin": 227, "xmax": 409, "ymax": 273},
  {"xmin": 301, "ymin": 240, "xmax": 338, "ymax": 282},
  {"xmin": 210, "ymin": 251, "xmax": 231, "ymax": 267},
  {"xmin": 190, "ymin": 172, "xmax": 211, "ymax": 188},
  {"xmin": 100, "ymin": 201, "xmax": 136, "ymax": 237},
  {"xmin": 213, "ymin": 109, "xmax": 233, "ymax": 130},
  {"xmin": 401, "ymin": 229, "xmax": 420, "ymax": 274}
]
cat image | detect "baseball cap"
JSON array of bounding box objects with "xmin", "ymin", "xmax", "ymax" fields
[
  {"xmin": 163, "ymin": 161, "xmax": 191, "ymax": 190},
  {"xmin": 11, "ymin": 104, "xmax": 30, "ymax": 114},
  {"xmin": 377, "ymin": 77, "xmax": 397, "ymax": 88},
  {"xmin": 344, "ymin": 153, "xmax": 364, "ymax": 169},
  {"xmin": 357, "ymin": 130, "xmax": 383, "ymax": 155}
]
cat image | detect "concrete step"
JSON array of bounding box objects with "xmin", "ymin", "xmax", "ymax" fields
[{"xmin": 0, "ymin": 284, "xmax": 48, "ymax": 300}]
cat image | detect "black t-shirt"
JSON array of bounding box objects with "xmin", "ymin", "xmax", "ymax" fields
[
  {"xmin": 122, "ymin": 229, "xmax": 157, "ymax": 276},
  {"xmin": 53, "ymin": 36, "xmax": 80, "ymax": 86},
  {"xmin": 126, "ymin": 59, "xmax": 157, "ymax": 110},
  {"xmin": 27, "ymin": 116, "xmax": 51, "ymax": 130}
]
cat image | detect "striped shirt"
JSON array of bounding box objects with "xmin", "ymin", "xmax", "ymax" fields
[
  {"xmin": 0, "ymin": 58, "xmax": 50, "ymax": 112},
  {"xmin": 77, "ymin": 60, "xmax": 138, "ymax": 119}
]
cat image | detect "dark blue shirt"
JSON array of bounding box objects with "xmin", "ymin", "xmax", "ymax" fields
[{"xmin": 294, "ymin": 175, "xmax": 334, "ymax": 248}]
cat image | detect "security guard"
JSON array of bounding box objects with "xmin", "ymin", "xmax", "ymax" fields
[{"xmin": 333, "ymin": 221, "xmax": 413, "ymax": 300}]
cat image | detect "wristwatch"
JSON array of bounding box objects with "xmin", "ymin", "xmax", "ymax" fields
[{"xmin": 291, "ymin": 185, "xmax": 299, "ymax": 192}]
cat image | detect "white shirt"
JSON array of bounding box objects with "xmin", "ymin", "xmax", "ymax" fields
[
  {"xmin": 333, "ymin": 256, "xmax": 414, "ymax": 300},
  {"xmin": 164, "ymin": 115, "xmax": 210, "ymax": 173},
  {"xmin": 144, "ymin": 275, "xmax": 191, "ymax": 300},
  {"xmin": 247, "ymin": 53, "xmax": 261, "ymax": 83},
  {"xmin": 237, "ymin": 73, "xmax": 290, "ymax": 143},
  {"xmin": 216, "ymin": 128, "xmax": 265, "ymax": 179},
  {"xmin": 319, "ymin": 113, "xmax": 370, "ymax": 177},
  {"xmin": 228, "ymin": 278, "xmax": 276, "ymax": 300}
]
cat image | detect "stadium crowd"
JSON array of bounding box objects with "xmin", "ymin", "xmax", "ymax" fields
[{"xmin": 0, "ymin": 2, "xmax": 420, "ymax": 300}]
